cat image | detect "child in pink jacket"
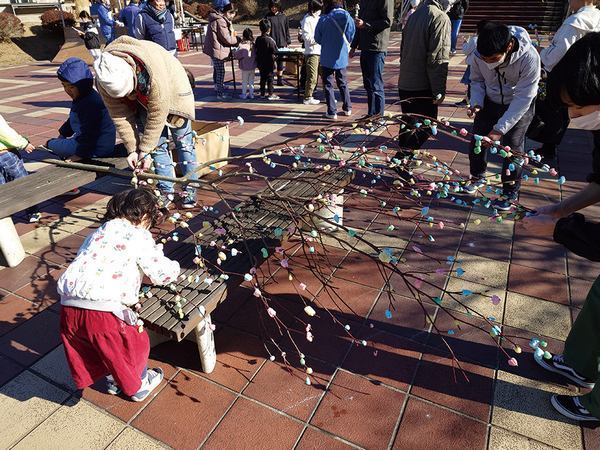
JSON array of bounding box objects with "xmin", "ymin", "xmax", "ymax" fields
[{"xmin": 234, "ymin": 28, "xmax": 257, "ymax": 99}]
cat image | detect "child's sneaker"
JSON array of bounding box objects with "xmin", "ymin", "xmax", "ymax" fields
[
  {"xmin": 27, "ymin": 212, "xmax": 42, "ymax": 223},
  {"xmin": 341, "ymin": 109, "xmax": 352, "ymax": 117},
  {"xmin": 325, "ymin": 113, "xmax": 338, "ymax": 120},
  {"xmin": 303, "ymin": 97, "xmax": 320, "ymax": 105},
  {"xmin": 551, "ymin": 395, "xmax": 600, "ymax": 422},
  {"xmin": 106, "ymin": 375, "xmax": 121, "ymax": 395},
  {"xmin": 239, "ymin": 93, "xmax": 248, "ymax": 100},
  {"xmin": 181, "ymin": 194, "xmax": 197, "ymax": 209},
  {"xmin": 131, "ymin": 367, "xmax": 164, "ymax": 402},
  {"xmin": 535, "ymin": 353, "xmax": 595, "ymax": 388},
  {"xmin": 267, "ymin": 94, "xmax": 280, "ymax": 101},
  {"xmin": 492, "ymin": 196, "xmax": 515, "ymax": 212}
]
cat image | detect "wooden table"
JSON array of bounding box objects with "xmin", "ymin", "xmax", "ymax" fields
[{"xmin": 276, "ymin": 49, "xmax": 305, "ymax": 101}]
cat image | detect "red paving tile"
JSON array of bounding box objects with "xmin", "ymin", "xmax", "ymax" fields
[
  {"xmin": 569, "ymin": 277, "xmax": 593, "ymax": 309},
  {"xmin": 82, "ymin": 355, "xmax": 178, "ymax": 422},
  {"xmin": 511, "ymin": 241, "xmax": 567, "ymax": 275},
  {"xmin": 459, "ymin": 230, "xmax": 512, "ymax": 263},
  {"xmin": 202, "ymin": 397, "xmax": 304, "ymax": 450},
  {"xmin": 151, "ymin": 327, "xmax": 266, "ymax": 392},
  {"xmin": 132, "ymin": 370, "xmax": 235, "ymax": 450},
  {"xmin": 12, "ymin": 268, "xmax": 63, "ymax": 308},
  {"xmin": 411, "ymin": 354, "xmax": 494, "ymax": 421},
  {"xmin": 34, "ymin": 233, "xmax": 86, "ymax": 266},
  {"xmin": 0, "ymin": 294, "xmax": 43, "ymax": 337},
  {"xmin": 0, "ymin": 256, "xmax": 61, "ymax": 293},
  {"xmin": 369, "ymin": 294, "xmax": 436, "ymax": 343},
  {"xmin": 392, "ymin": 397, "xmax": 487, "ymax": 450},
  {"xmin": 342, "ymin": 331, "xmax": 421, "ymax": 391},
  {"xmin": 311, "ymin": 370, "xmax": 405, "ymax": 449},
  {"xmin": 0, "ymin": 309, "xmax": 61, "ymax": 366},
  {"xmin": 242, "ymin": 357, "xmax": 334, "ymax": 421},
  {"xmin": 296, "ymin": 428, "xmax": 356, "ymax": 450},
  {"xmin": 508, "ymin": 264, "xmax": 569, "ymax": 305}
]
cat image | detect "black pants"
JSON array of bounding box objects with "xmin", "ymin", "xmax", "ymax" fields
[
  {"xmin": 397, "ymin": 89, "xmax": 439, "ymax": 155},
  {"xmin": 260, "ymin": 70, "xmax": 274, "ymax": 96},
  {"xmin": 469, "ymin": 97, "xmax": 535, "ymax": 197}
]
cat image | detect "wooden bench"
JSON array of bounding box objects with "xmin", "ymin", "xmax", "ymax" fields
[
  {"xmin": 0, "ymin": 156, "xmax": 128, "ymax": 267},
  {"xmin": 139, "ymin": 167, "xmax": 353, "ymax": 373}
]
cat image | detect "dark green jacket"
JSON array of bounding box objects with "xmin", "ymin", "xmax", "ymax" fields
[
  {"xmin": 351, "ymin": 0, "xmax": 394, "ymax": 52},
  {"xmin": 398, "ymin": 0, "xmax": 450, "ymax": 96}
]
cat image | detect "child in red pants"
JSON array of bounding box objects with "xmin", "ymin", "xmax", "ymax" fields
[{"xmin": 58, "ymin": 188, "xmax": 180, "ymax": 401}]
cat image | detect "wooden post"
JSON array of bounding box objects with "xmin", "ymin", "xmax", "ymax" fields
[
  {"xmin": 0, "ymin": 217, "xmax": 26, "ymax": 268},
  {"xmin": 194, "ymin": 313, "xmax": 217, "ymax": 373}
]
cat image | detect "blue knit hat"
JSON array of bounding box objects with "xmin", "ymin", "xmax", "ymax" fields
[{"xmin": 213, "ymin": 0, "xmax": 230, "ymax": 11}]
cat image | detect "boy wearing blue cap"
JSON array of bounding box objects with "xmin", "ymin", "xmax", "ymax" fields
[{"xmin": 46, "ymin": 58, "xmax": 117, "ymax": 159}]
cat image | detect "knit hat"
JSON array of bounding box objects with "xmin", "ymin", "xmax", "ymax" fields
[
  {"xmin": 94, "ymin": 52, "xmax": 135, "ymax": 98},
  {"xmin": 213, "ymin": 0, "xmax": 230, "ymax": 11}
]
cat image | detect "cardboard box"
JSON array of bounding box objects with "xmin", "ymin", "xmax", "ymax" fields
[{"xmin": 173, "ymin": 120, "xmax": 230, "ymax": 177}]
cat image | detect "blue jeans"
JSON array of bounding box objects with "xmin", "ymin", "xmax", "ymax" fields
[
  {"xmin": 451, "ymin": 19, "xmax": 462, "ymax": 52},
  {"xmin": 137, "ymin": 111, "xmax": 197, "ymax": 196},
  {"xmin": 0, "ymin": 150, "xmax": 37, "ymax": 215},
  {"xmin": 321, "ymin": 67, "xmax": 351, "ymax": 116},
  {"xmin": 360, "ymin": 50, "xmax": 386, "ymax": 116}
]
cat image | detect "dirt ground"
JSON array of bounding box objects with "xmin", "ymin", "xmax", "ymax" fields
[{"xmin": 0, "ymin": 24, "xmax": 63, "ymax": 67}]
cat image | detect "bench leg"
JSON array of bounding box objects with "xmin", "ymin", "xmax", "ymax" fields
[
  {"xmin": 0, "ymin": 217, "xmax": 25, "ymax": 268},
  {"xmin": 194, "ymin": 313, "xmax": 217, "ymax": 373}
]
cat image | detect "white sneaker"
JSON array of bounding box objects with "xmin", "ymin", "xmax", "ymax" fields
[
  {"xmin": 325, "ymin": 113, "xmax": 338, "ymax": 120},
  {"xmin": 303, "ymin": 97, "xmax": 320, "ymax": 105},
  {"xmin": 131, "ymin": 368, "xmax": 164, "ymax": 402},
  {"xmin": 268, "ymin": 95, "xmax": 280, "ymax": 101},
  {"xmin": 341, "ymin": 109, "xmax": 352, "ymax": 117}
]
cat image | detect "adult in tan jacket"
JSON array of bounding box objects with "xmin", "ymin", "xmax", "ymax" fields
[
  {"xmin": 94, "ymin": 36, "xmax": 198, "ymax": 208},
  {"xmin": 203, "ymin": 2, "xmax": 239, "ymax": 98},
  {"xmin": 396, "ymin": 0, "xmax": 452, "ymax": 157}
]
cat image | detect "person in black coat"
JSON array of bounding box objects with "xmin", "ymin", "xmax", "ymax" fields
[
  {"xmin": 448, "ymin": 0, "xmax": 469, "ymax": 54},
  {"xmin": 265, "ymin": 0, "xmax": 291, "ymax": 85},
  {"xmin": 522, "ymin": 32, "xmax": 600, "ymax": 424}
]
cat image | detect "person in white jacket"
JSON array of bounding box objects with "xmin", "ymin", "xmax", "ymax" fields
[
  {"xmin": 533, "ymin": 0, "xmax": 600, "ymax": 162},
  {"xmin": 58, "ymin": 188, "xmax": 180, "ymax": 402},
  {"xmin": 541, "ymin": 0, "xmax": 600, "ymax": 72},
  {"xmin": 300, "ymin": 1, "xmax": 322, "ymax": 105}
]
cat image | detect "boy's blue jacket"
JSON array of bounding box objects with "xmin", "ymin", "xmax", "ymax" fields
[
  {"xmin": 57, "ymin": 58, "xmax": 116, "ymax": 158},
  {"xmin": 315, "ymin": 7, "xmax": 356, "ymax": 70}
]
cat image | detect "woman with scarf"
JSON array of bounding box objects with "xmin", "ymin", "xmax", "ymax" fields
[{"xmin": 134, "ymin": 0, "xmax": 177, "ymax": 56}]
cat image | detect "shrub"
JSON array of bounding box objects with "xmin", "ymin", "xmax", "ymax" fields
[
  {"xmin": 0, "ymin": 12, "xmax": 24, "ymax": 42},
  {"xmin": 196, "ymin": 3, "xmax": 212, "ymax": 18},
  {"xmin": 40, "ymin": 9, "xmax": 76, "ymax": 32},
  {"xmin": 237, "ymin": 0, "xmax": 258, "ymax": 17}
]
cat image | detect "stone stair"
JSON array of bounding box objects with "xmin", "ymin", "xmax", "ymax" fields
[{"xmin": 462, "ymin": 0, "xmax": 567, "ymax": 34}]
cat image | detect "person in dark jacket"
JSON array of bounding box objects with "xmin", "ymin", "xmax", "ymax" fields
[
  {"xmin": 75, "ymin": 11, "xmax": 102, "ymax": 60},
  {"xmin": 134, "ymin": 0, "xmax": 177, "ymax": 55},
  {"xmin": 255, "ymin": 19, "xmax": 279, "ymax": 99},
  {"xmin": 521, "ymin": 32, "xmax": 600, "ymax": 424},
  {"xmin": 46, "ymin": 58, "xmax": 116, "ymax": 159},
  {"xmin": 350, "ymin": 0, "xmax": 394, "ymax": 117},
  {"xmin": 448, "ymin": 0, "xmax": 468, "ymax": 54},
  {"xmin": 120, "ymin": 0, "xmax": 141, "ymax": 37},
  {"xmin": 265, "ymin": 0, "xmax": 291, "ymax": 85},
  {"xmin": 97, "ymin": 0, "xmax": 118, "ymax": 43}
]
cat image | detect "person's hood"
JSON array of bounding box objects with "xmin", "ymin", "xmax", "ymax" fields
[
  {"xmin": 505, "ymin": 26, "xmax": 533, "ymax": 65},
  {"xmin": 57, "ymin": 57, "xmax": 94, "ymax": 95},
  {"xmin": 428, "ymin": 0, "xmax": 456, "ymax": 12},
  {"xmin": 208, "ymin": 10, "xmax": 224, "ymax": 22},
  {"xmin": 565, "ymin": 5, "xmax": 600, "ymax": 32}
]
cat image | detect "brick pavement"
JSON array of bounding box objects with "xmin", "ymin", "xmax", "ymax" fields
[{"xmin": 1, "ymin": 32, "xmax": 599, "ymax": 449}]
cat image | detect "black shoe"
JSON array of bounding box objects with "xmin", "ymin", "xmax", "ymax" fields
[
  {"xmin": 535, "ymin": 353, "xmax": 595, "ymax": 388},
  {"xmin": 492, "ymin": 197, "xmax": 515, "ymax": 212},
  {"xmin": 551, "ymin": 395, "xmax": 600, "ymax": 422},
  {"xmin": 394, "ymin": 165, "xmax": 414, "ymax": 183},
  {"xmin": 277, "ymin": 78, "xmax": 283, "ymax": 86},
  {"xmin": 462, "ymin": 177, "xmax": 486, "ymax": 194}
]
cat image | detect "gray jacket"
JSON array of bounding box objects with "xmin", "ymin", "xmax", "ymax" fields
[
  {"xmin": 470, "ymin": 26, "xmax": 541, "ymax": 135},
  {"xmin": 397, "ymin": 0, "xmax": 451, "ymax": 96},
  {"xmin": 351, "ymin": 0, "xmax": 394, "ymax": 52}
]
